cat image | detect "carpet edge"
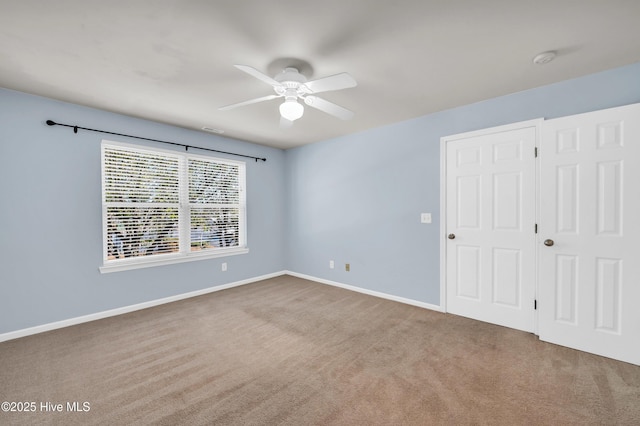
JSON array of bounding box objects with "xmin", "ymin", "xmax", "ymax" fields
[
  {"xmin": 0, "ymin": 270, "xmax": 288, "ymax": 343},
  {"xmin": 285, "ymin": 270, "xmax": 444, "ymax": 312}
]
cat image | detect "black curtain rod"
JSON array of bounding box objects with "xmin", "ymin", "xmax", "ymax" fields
[{"xmin": 45, "ymin": 120, "xmax": 267, "ymax": 162}]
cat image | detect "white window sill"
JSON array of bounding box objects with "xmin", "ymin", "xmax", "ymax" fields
[{"xmin": 99, "ymin": 247, "xmax": 249, "ymax": 274}]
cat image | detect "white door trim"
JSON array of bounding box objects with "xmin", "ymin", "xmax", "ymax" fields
[{"xmin": 439, "ymin": 119, "xmax": 543, "ymax": 321}]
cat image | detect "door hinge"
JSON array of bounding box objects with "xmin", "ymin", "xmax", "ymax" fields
[
  {"xmin": 534, "ymin": 299, "xmax": 537, "ymax": 310},
  {"xmin": 535, "ymin": 223, "xmax": 538, "ymax": 233},
  {"xmin": 535, "ymin": 147, "xmax": 538, "ymax": 158}
]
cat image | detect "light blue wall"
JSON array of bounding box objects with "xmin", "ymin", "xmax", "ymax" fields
[
  {"xmin": 2, "ymin": 62, "xmax": 640, "ymax": 335},
  {"xmin": 0, "ymin": 88, "xmax": 286, "ymax": 334},
  {"xmin": 285, "ymin": 62, "xmax": 640, "ymax": 305}
]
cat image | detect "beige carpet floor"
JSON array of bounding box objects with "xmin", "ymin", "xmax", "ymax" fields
[{"xmin": 1, "ymin": 275, "xmax": 639, "ymax": 425}]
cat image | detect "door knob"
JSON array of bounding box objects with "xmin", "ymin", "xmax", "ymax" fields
[
  {"xmin": 448, "ymin": 233, "xmax": 455, "ymax": 240},
  {"xmin": 544, "ymin": 239, "xmax": 554, "ymax": 247}
]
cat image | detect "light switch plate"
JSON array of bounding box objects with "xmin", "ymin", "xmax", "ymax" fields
[{"xmin": 421, "ymin": 213, "xmax": 432, "ymax": 223}]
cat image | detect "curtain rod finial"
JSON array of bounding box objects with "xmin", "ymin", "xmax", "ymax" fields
[{"xmin": 46, "ymin": 120, "xmax": 56, "ymax": 126}]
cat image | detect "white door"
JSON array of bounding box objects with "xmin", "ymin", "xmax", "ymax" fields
[
  {"xmin": 444, "ymin": 124, "xmax": 537, "ymax": 332},
  {"xmin": 539, "ymin": 103, "xmax": 640, "ymax": 365}
]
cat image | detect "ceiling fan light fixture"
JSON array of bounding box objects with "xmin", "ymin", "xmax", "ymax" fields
[{"xmin": 279, "ymin": 98, "xmax": 304, "ymax": 121}]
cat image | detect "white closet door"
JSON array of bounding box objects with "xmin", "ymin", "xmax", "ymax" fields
[
  {"xmin": 445, "ymin": 125, "xmax": 537, "ymax": 332},
  {"xmin": 539, "ymin": 103, "xmax": 640, "ymax": 366}
]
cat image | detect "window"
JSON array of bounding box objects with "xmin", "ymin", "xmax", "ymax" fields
[{"xmin": 100, "ymin": 140, "xmax": 247, "ymax": 273}]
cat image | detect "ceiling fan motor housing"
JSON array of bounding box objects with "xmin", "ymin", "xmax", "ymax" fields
[
  {"xmin": 273, "ymin": 68, "xmax": 311, "ymax": 96},
  {"xmin": 275, "ymin": 67, "xmax": 307, "ymax": 83}
]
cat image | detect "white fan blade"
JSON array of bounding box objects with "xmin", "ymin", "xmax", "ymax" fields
[
  {"xmin": 234, "ymin": 64, "xmax": 281, "ymax": 86},
  {"xmin": 219, "ymin": 94, "xmax": 280, "ymax": 111},
  {"xmin": 304, "ymin": 96, "xmax": 354, "ymax": 120},
  {"xmin": 279, "ymin": 116, "xmax": 294, "ymax": 129},
  {"xmin": 304, "ymin": 72, "xmax": 357, "ymax": 93}
]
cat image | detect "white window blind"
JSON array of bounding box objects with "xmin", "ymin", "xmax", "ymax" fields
[
  {"xmin": 188, "ymin": 158, "xmax": 245, "ymax": 252},
  {"xmin": 101, "ymin": 141, "xmax": 247, "ymax": 272}
]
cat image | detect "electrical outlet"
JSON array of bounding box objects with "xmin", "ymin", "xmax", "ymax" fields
[
  {"xmin": 421, "ymin": 213, "xmax": 432, "ymax": 223},
  {"xmin": 221, "ymin": 262, "xmax": 227, "ymax": 272},
  {"xmin": 345, "ymin": 263, "xmax": 350, "ymax": 272},
  {"xmin": 329, "ymin": 260, "xmax": 334, "ymax": 269}
]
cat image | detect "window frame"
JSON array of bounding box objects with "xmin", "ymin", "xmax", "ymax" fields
[{"xmin": 99, "ymin": 140, "xmax": 248, "ymax": 274}]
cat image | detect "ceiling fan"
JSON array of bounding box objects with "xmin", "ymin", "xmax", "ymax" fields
[{"xmin": 219, "ymin": 64, "xmax": 357, "ymax": 127}]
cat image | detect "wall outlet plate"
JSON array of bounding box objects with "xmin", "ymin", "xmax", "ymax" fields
[
  {"xmin": 421, "ymin": 213, "xmax": 432, "ymax": 223},
  {"xmin": 345, "ymin": 263, "xmax": 350, "ymax": 272}
]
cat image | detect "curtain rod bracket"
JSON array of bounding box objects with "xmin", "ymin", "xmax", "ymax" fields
[{"xmin": 45, "ymin": 119, "xmax": 266, "ymax": 162}]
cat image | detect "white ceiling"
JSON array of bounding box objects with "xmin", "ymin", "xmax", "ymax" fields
[{"xmin": 1, "ymin": 1, "xmax": 640, "ymax": 149}]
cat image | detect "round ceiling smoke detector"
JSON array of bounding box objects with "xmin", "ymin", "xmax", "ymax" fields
[{"xmin": 533, "ymin": 51, "xmax": 557, "ymax": 65}]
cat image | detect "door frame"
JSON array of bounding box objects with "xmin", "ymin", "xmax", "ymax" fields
[{"xmin": 439, "ymin": 118, "xmax": 543, "ymax": 333}]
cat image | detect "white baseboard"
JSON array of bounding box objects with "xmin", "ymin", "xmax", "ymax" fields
[
  {"xmin": 285, "ymin": 271, "xmax": 444, "ymax": 312},
  {"xmin": 0, "ymin": 270, "xmax": 441, "ymax": 343},
  {"xmin": 0, "ymin": 270, "xmax": 287, "ymax": 343}
]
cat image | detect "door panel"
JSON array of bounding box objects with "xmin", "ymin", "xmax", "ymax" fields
[
  {"xmin": 445, "ymin": 126, "xmax": 536, "ymax": 332},
  {"xmin": 554, "ymin": 254, "xmax": 577, "ymax": 324},
  {"xmin": 492, "ymin": 248, "xmax": 520, "ymax": 306},
  {"xmin": 456, "ymin": 245, "xmax": 481, "ymax": 299},
  {"xmin": 539, "ymin": 103, "xmax": 640, "ymax": 366},
  {"xmin": 493, "ymin": 172, "xmax": 521, "ymax": 230},
  {"xmin": 556, "ymin": 165, "xmax": 578, "ymax": 233},
  {"xmin": 457, "ymin": 175, "xmax": 481, "ymax": 229}
]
